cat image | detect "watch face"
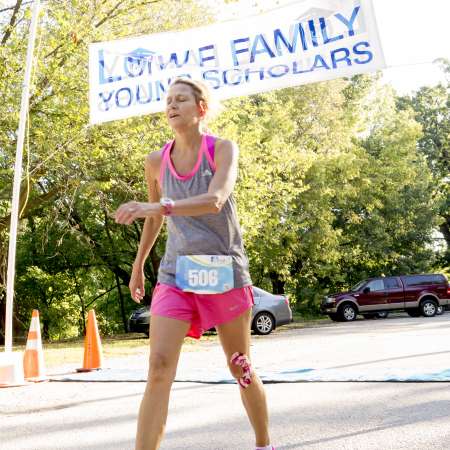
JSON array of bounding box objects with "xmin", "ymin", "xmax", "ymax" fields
[
  {"xmin": 160, "ymin": 198, "xmax": 174, "ymax": 207},
  {"xmin": 160, "ymin": 197, "xmax": 174, "ymax": 216}
]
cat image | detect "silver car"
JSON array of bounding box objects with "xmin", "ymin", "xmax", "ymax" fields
[
  {"xmin": 128, "ymin": 286, "xmax": 293, "ymax": 336},
  {"xmin": 251, "ymin": 286, "xmax": 292, "ymax": 334}
]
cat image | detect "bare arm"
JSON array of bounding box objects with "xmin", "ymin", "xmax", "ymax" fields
[
  {"xmin": 168, "ymin": 138, "xmax": 239, "ymax": 216},
  {"xmin": 133, "ymin": 151, "xmax": 164, "ymax": 269},
  {"xmin": 114, "ymin": 138, "xmax": 239, "ymax": 223}
]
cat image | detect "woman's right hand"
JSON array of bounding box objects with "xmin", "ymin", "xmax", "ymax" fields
[{"xmin": 129, "ymin": 265, "xmax": 145, "ymax": 303}]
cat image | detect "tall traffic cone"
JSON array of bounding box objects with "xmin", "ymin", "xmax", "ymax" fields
[
  {"xmin": 76, "ymin": 309, "xmax": 103, "ymax": 372},
  {"xmin": 23, "ymin": 309, "xmax": 47, "ymax": 382}
]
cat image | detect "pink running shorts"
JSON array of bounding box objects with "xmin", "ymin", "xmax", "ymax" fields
[{"xmin": 150, "ymin": 283, "xmax": 254, "ymax": 339}]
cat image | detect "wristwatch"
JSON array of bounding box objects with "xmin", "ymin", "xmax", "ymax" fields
[{"xmin": 160, "ymin": 197, "xmax": 175, "ymax": 216}]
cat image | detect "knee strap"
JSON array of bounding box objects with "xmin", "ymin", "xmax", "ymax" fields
[{"xmin": 230, "ymin": 352, "xmax": 252, "ymax": 388}]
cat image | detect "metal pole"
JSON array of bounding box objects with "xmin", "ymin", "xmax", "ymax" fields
[{"xmin": 4, "ymin": 0, "xmax": 41, "ymax": 353}]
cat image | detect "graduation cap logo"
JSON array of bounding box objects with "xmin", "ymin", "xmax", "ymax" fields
[{"xmin": 124, "ymin": 48, "xmax": 158, "ymax": 77}]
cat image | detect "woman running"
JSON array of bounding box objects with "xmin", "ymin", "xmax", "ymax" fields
[{"xmin": 114, "ymin": 78, "xmax": 274, "ymax": 450}]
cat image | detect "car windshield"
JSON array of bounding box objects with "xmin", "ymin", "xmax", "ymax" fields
[{"xmin": 350, "ymin": 280, "xmax": 367, "ymax": 292}]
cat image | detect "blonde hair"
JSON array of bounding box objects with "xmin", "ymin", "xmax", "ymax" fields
[{"xmin": 170, "ymin": 77, "xmax": 221, "ymax": 123}]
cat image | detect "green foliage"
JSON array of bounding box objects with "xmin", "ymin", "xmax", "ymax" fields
[
  {"xmin": 397, "ymin": 63, "xmax": 450, "ymax": 265},
  {"xmin": 0, "ymin": 0, "xmax": 212, "ymax": 340},
  {"xmin": 16, "ymin": 266, "xmax": 80, "ymax": 340},
  {"xmin": 213, "ymin": 77, "xmax": 442, "ymax": 313},
  {"xmin": 0, "ymin": 2, "xmax": 446, "ymax": 339}
]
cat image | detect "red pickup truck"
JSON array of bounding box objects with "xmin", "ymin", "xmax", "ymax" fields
[{"xmin": 321, "ymin": 273, "xmax": 450, "ymax": 322}]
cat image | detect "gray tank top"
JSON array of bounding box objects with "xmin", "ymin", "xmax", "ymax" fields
[{"xmin": 157, "ymin": 134, "xmax": 252, "ymax": 289}]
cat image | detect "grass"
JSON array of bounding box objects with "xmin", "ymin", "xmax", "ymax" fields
[
  {"xmin": 291, "ymin": 309, "xmax": 328, "ymax": 322},
  {"xmin": 11, "ymin": 331, "xmax": 219, "ymax": 369}
]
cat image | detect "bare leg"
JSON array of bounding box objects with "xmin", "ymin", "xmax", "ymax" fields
[
  {"xmin": 217, "ymin": 308, "xmax": 271, "ymax": 448},
  {"xmin": 135, "ymin": 315, "xmax": 190, "ymax": 450}
]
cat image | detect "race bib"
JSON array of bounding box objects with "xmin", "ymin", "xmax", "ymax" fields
[{"xmin": 176, "ymin": 255, "xmax": 234, "ymax": 294}]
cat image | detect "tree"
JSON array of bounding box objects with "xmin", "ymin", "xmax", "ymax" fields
[
  {"xmin": 397, "ymin": 60, "xmax": 450, "ymax": 265},
  {"xmin": 1, "ymin": 2, "xmax": 444, "ymax": 339},
  {"xmin": 214, "ymin": 76, "xmax": 441, "ymax": 310},
  {"xmin": 0, "ymin": 0, "xmax": 212, "ymax": 340}
]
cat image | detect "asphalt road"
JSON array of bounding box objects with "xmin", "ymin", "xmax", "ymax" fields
[{"xmin": 1, "ymin": 313, "xmax": 450, "ymax": 450}]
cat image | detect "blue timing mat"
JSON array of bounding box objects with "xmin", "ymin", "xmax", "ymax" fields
[{"xmin": 48, "ymin": 363, "xmax": 450, "ymax": 383}]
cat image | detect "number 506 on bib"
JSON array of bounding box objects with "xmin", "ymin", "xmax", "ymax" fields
[{"xmin": 176, "ymin": 255, "xmax": 234, "ymax": 294}]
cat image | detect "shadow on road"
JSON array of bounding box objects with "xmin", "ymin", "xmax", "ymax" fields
[{"xmin": 326, "ymin": 350, "xmax": 450, "ymax": 371}]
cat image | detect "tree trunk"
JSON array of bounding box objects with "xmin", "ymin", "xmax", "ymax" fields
[
  {"xmin": 0, "ymin": 293, "xmax": 5, "ymax": 346},
  {"xmin": 149, "ymin": 246, "xmax": 160, "ymax": 285},
  {"xmin": 0, "ymin": 237, "xmax": 8, "ymax": 344},
  {"xmin": 439, "ymin": 214, "xmax": 450, "ymax": 264},
  {"xmin": 1, "ymin": 0, "xmax": 23, "ymax": 46},
  {"xmin": 42, "ymin": 318, "xmax": 50, "ymax": 341},
  {"xmin": 0, "ymin": 249, "xmax": 25, "ymax": 345},
  {"xmin": 70, "ymin": 268, "xmax": 86, "ymax": 336},
  {"xmin": 269, "ymin": 271, "xmax": 285, "ymax": 294},
  {"xmin": 114, "ymin": 271, "xmax": 128, "ymax": 333}
]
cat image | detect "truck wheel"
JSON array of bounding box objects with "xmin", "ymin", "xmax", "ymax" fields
[
  {"xmin": 437, "ymin": 305, "xmax": 445, "ymax": 315},
  {"xmin": 406, "ymin": 308, "xmax": 421, "ymax": 317},
  {"xmin": 328, "ymin": 313, "xmax": 341, "ymax": 322},
  {"xmin": 376, "ymin": 311, "xmax": 389, "ymax": 319},
  {"xmin": 338, "ymin": 303, "xmax": 357, "ymax": 322},
  {"xmin": 420, "ymin": 299, "xmax": 438, "ymax": 317}
]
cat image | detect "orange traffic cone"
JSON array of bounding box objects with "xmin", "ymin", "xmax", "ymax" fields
[
  {"xmin": 23, "ymin": 309, "xmax": 47, "ymax": 382},
  {"xmin": 76, "ymin": 309, "xmax": 103, "ymax": 372}
]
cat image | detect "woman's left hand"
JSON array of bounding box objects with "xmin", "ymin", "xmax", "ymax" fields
[{"xmin": 114, "ymin": 201, "xmax": 159, "ymax": 225}]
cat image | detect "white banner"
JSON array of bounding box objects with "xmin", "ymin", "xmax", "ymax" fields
[{"xmin": 89, "ymin": 0, "xmax": 385, "ymax": 124}]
